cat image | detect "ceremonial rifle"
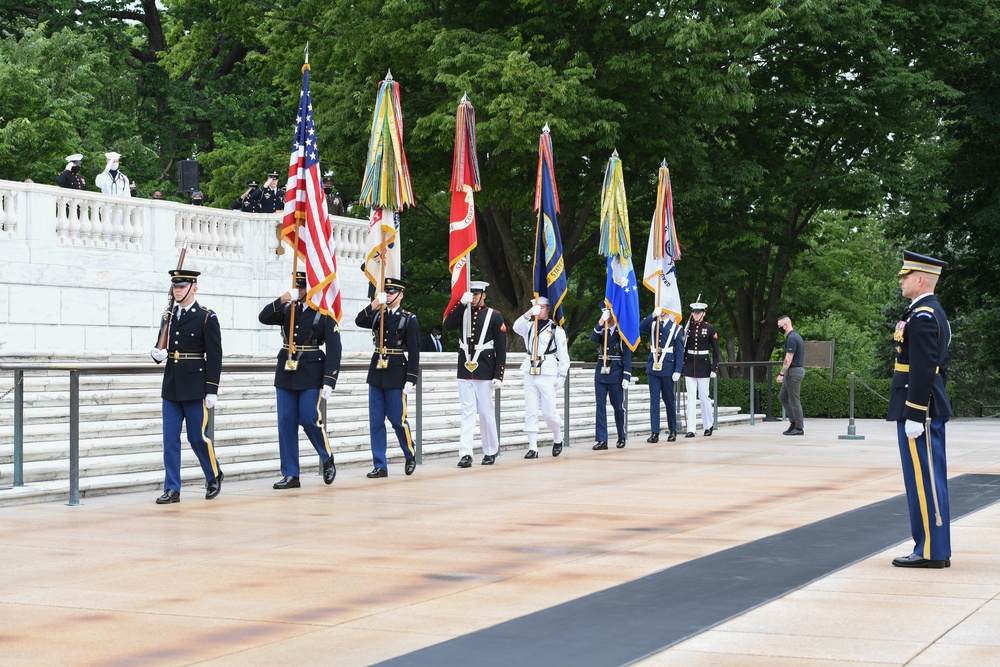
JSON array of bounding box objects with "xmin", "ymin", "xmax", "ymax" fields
[{"xmin": 156, "ymin": 245, "xmax": 187, "ymax": 350}]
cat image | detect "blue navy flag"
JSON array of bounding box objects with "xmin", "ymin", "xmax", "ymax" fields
[
  {"xmin": 605, "ymin": 256, "xmax": 640, "ymax": 351},
  {"xmin": 532, "ymin": 129, "xmax": 568, "ymax": 325}
]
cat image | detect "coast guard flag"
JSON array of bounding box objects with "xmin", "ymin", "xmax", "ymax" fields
[
  {"xmin": 532, "ymin": 127, "xmax": 568, "ymax": 325},
  {"xmin": 281, "ymin": 61, "xmax": 341, "ymax": 322}
]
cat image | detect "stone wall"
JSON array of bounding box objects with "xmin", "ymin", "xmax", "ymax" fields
[{"xmin": 0, "ymin": 179, "xmax": 376, "ymax": 354}]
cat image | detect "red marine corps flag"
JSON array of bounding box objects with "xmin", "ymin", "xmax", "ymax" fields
[
  {"xmin": 281, "ymin": 47, "xmax": 342, "ymax": 322},
  {"xmin": 444, "ymin": 93, "xmax": 482, "ymax": 320}
]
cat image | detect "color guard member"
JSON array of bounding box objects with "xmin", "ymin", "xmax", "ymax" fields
[
  {"xmin": 590, "ymin": 308, "xmax": 632, "ymax": 450},
  {"xmin": 640, "ymin": 306, "xmax": 685, "ymax": 442},
  {"xmin": 682, "ymin": 298, "xmax": 721, "ymax": 437}
]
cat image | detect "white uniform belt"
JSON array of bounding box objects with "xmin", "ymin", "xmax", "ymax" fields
[
  {"xmin": 690, "ymin": 350, "xmax": 710, "ymax": 355},
  {"xmin": 459, "ymin": 340, "xmax": 494, "ymax": 354},
  {"xmin": 599, "ymin": 356, "xmax": 622, "ymax": 360},
  {"xmin": 283, "ymin": 345, "xmax": 320, "ymax": 352}
]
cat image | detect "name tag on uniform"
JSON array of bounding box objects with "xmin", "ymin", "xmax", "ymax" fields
[
  {"xmin": 465, "ymin": 361, "xmax": 479, "ymax": 372},
  {"xmin": 652, "ymin": 363, "xmax": 662, "ymax": 371}
]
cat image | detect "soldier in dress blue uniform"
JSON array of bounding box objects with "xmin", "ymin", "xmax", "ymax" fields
[
  {"xmin": 258, "ymin": 271, "xmax": 341, "ymax": 490},
  {"xmin": 640, "ymin": 306, "xmax": 685, "ymax": 442},
  {"xmin": 149, "ymin": 269, "xmax": 224, "ymax": 504},
  {"xmin": 888, "ymin": 250, "xmax": 953, "ymax": 568},
  {"xmin": 355, "ymin": 277, "xmax": 421, "ymax": 478},
  {"xmin": 590, "ymin": 308, "xmax": 632, "ymax": 450},
  {"xmin": 682, "ymin": 299, "xmax": 721, "ymax": 437},
  {"xmin": 232, "ymin": 179, "xmax": 261, "ymax": 213},
  {"xmin": 443, "ymin": 280, "xmax": 507, "ymax": 467},
  {"xmin": 258, "ymin": 171, "xmax": 283, "ymax": 214}
]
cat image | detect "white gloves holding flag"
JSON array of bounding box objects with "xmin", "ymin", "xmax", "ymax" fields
[
  {"xmin": 205, "ymin": 394, "xmax": 217, "ymax": 410},
  {"xmin": 321, "ymin": 385, "xmax": 333, "ymax": 401},
  {"xmin": 375, "ymin": 292, "xmax": 387, "ymax": 306},
  {"xmin": 491, "ymin": 378, "xmax": 503, "ymax": 390},
  {"xmin": 530, "ymin": 305, "xmax": 541, "ymax": 317},
  {"xmin": 599, "ymin": 308, "xmax": 611, "ymax": 325},
  {"xmin": 905, "ymin": 419, "xmax": 925, "ymax": 439},
  {"xmin": 653, "ymin": 306, "xmax": 665, "ymax": 318},
  {"xmin": 403, "ymin": 382, "xmax": 416, "ymax": 396},
  {"xmin": 460, "ymin": 292, "xmax": 473, "ymax": 306},
  {"xmin": 150, "ymin": 347, "xmax": 167, "ymax": 362}
]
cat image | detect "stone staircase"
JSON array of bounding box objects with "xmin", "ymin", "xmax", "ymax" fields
[{"xmin": 0, "ymin": 353, "xmax": 751, "ymax": 506}]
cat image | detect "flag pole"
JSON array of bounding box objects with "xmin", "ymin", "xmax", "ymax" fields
[
  {"xmin": 286, "ymin": 43, "xmax": 310, "ymax": 364},
  {"xmin": 378, "ymin": 226, "xmax": 387, "ymax": 366}
]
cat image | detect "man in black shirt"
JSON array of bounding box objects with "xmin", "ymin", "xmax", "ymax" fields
[{"xmin": 776, "ymin": 315, "xmax": 805, "ymax": 435}]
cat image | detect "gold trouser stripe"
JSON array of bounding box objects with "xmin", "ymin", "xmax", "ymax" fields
[
  {"xmin": 907, "ymin": 435, "xmax": 932, "ymax": 559},
  {"xmin": 401, "ymin": 393, "xmax": 415, "ymax": 457},
  {"xmin": 313, "ymin": 392, "xmax": 332, "ymax": 458},
  {"xmin": 201, "ymin": 400, "xmax": 220, "ymax": 478}
]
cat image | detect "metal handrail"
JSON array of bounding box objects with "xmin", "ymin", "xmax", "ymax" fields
[
  {"xmin": 1, "ymin": 358, "xmax": 590, "ymax": 505},
  {"xmin": 717, "ymin": 361, "xmax": 783, "ymax": 425}
]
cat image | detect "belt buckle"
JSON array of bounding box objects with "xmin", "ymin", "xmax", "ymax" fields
[
  {"xmin": 464, "ymin": 361, "xmax": 479, "ymax": 372},
  {"xmin": 652, "ymin": 362, "xmax": 662, "ymax": 372},
  {"xmin": 600, "ymin": 365, "xmax": 611, "ymax": 375},
  {"xmin": 376, "ymin": 357, "xmax": 389, "ymax": 369},
  {"xmin": 529, "ymin": 366, "xmax": 541, "ymax": 376}
]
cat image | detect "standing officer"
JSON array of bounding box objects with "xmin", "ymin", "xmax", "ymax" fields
[
  {"xmin": 682, "ymin": 297, "xmax": 721, "ymax": 437},
  {"xmin": 590, "ymin": 308, "xmax": 632, "ymax": 450},
  {"xmin": 355, "ymin": 277, "xmax": 421, "ymax": 478},
  {"xmin": 640, "ymin": 306, "xmax": 685, "ymax": 442},
  {"xmin": 258, "ymin": 271, "xmax": 341, "ymax": 490},
  {"xmin": 443, "ymin": 281, "xmax": 507, "ymax": 467},
  {"xmin": 232, "ymin": 179, "xmax": 261, "ymax": 212},
  {"xmin": 259, "ymin": 172, "xmax": 282, "ymax": 213},
  {"xmin": 324, "ymin": 180, "xmax": 346, "ymax": 216},
  {"xmin": 56, "ymin": 153, "xmax": 87, "ymax": 189},
  {"xmin": 95, "ymin": 152, "xmax": 131, "ymax": 197},
  {"xmin": 513, "ymin": 297, "xmax": 570, "ymax": 459},
  {"xmin": 149, "ymin": 269, "xmax": 223, "ymax": 504},
  {"xmin": 889, "ymin": 250, "xmax": 953, "ymax": 568}
]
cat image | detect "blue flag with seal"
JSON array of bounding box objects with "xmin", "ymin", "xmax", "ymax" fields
[
  {"xmin": 532, "ymin": 125, "xmax": 568, "ymax": 325},
  {"xmin": 599, "ymin": 150, "xmax": 640, "ymax": 351}
]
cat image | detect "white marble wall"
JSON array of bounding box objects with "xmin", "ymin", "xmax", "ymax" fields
[{"xmin": 0, "ymin": 179, "xmax": 373, "ymax": 354}]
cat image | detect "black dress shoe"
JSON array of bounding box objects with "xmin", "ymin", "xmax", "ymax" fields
[
  {"xmin": 405, "ymin": 458, "xmax": 416, "ymax": 475},
  {"xmin": 615, "ymin": 437, "xmax": 626, "ymax": 449},
  {"xmin": 457, "ymin": 455, "xmax": 473, "ymax": 468},
  {"xmin": 592, "ymin": 441, "xmax": 608, "ymax": 450},
  {"xmin": 788, "ymin": 428, "xmax": 804, "ymax": 436},
  {"xmin": 524, "ymin": 450, "xmax": 538, "ymax": 459},
  {"xmin": 481, "ymin": 454, "xmax": 496, "ymax": 465},
  {"xmin": 782, "ymin": 424, "xmax": 797, "ymax": 435},
  {"xmin": 273, "ymin": 475, "xmax": 300, "ymax": 489},
  {"xmin": 685, "ymin": 431, "xmax": 696, "ymax": 438},
  {"xmin": 646, "ymin": 433, "xmax": 659, "ymax": 443},
  {"xmin": 155, "ymin": 490, "xmax": 179, "ymax": 504},
  {"xmin": 703, "ymin": 427, "xmax": 713, "ymax": 437},
  {"xmin": 367, "ymin": 468, "xmax": 388, "ymax": 478},
  {"xmin": 323, "ymin": 456, "xmax": 337, "ymax": 485},
  {"xmin": 552, "ymin": 442, "xmax": 563, "ymax": 457},
  {"xmin": 667, "ymin": 430, "xmax": 677, "ymax": 442},
  {"xmin": 205, "ymin": 471, "xmax": 224, "ymax": 499},
  {"xmin": 892, "ymin": 553, "xmax": 950, "ymax": 569}
]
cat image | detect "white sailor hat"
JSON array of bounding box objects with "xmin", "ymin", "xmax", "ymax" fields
[
  {"xmin": 470, "ymin": 281, "xmax": 490, "ymax": 292},
  {"xmin": 105, "ymin": 151, "xmax": 121, "ymax": 161},
  {"xmin": 65, "ymin": 154, "xmax": 83, "ymax": 162},
  {"xmin": 533, "ymin": 296, "xmax": 550, "ymax": 306}
]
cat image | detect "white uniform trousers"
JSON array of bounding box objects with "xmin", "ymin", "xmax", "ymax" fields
[
  {"xmin": 684, "ymin": 376, "xmax": 712, "ymax": 432},
  {"xmin": 523, "ymin": 373, "xmax": 562, "ymax": 449},
  {"xmin": 457, "ymin": 379, "xmax": 499, "ymax": 457}
]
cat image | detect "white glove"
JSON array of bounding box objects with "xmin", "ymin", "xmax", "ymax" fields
[
  {"xmin": 531, "ymin": 305, "xmax": 541, "ymax": 317},
  {"xmin": 150, "ymin": 347, "xmax": 168, "ymax": 362},
  {"xmin": 491, "ymin": 378, "xmax": 503, "ymax": 390},
  {"xmin": 375, "ymin": 292, "xmax": 387, "ymax": 305},
  {"xmin": 205, "ymin": 394, "xmax": 217, "ymax": 410},
  {"xmin": 671, "ymin": 372, "xmax": 681, "ymax": 382},
  {"xmin": 599, "ymin": 308, "xmax": 611, "ymax": 324},
  {"xmin": 460, "ymin": 291, "xmax": 473, "ymax": 306},
  {"xmin": 321, "ymin": 385, "xmax": 333, "ymax": 400},
  {"xmin": 653, "ymin": 306, "xmax": 665, "ymax": 318},
  {"xmin": 621, "ymin": 379, "xmax": 630, "ymax": 390},
  {"xmin": 555, "ymin": 374, "xmax": 566, "ymax": 389},
  {"xmin": 710, "ymin": 371, "xmax": 717, "ymax": 379},
  {"xmin": 904, "ymin": 419, "xmax": 925, "ymax": 439},
  {"xmin": 403, "ymin": 382, "xmax": 416, "ymax": 396},
  {"xmin": 281, "ymin": 291, "xmax": 293, "ymax": 303}
]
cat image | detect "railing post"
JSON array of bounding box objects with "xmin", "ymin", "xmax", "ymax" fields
[
  {"xmin": 764, "ymin": 363, "xmax": 779, "ymax": 421},
  {"xmin": 415, "ymin": 369, "xmax": 423, "ymax": 463},
  {"xmin": 563, "ymin": 371, "xmax": 570, "ymax": 447},
  {"xmin": 68, "ymin": 371, "xmax": 80, "ymax": 506},
  {"xmin": 748, "ymin": 364, "xmax": 755, "ymax": 426},
  {"xmin": 838, "ymin": 372, "xmax": 866, "ymax": 440},
  {"xmin": 14, "ymin": 369, "xmax": 24, "ymax": 487}
]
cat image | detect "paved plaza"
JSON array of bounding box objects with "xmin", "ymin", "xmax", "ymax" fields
[{"xmin": 2, "ymin": 418, "xmax": 999, "ymax": 666}]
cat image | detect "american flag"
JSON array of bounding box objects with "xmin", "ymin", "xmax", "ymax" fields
[{"xmin": 281, "ymin": 63, "xmax": 342, "ymax": 322}]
